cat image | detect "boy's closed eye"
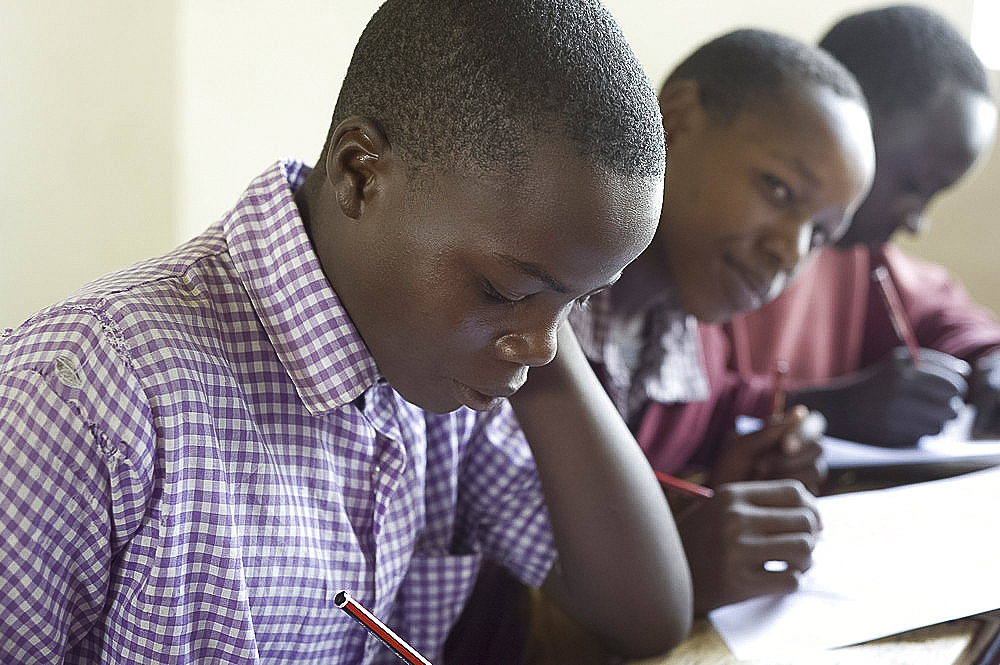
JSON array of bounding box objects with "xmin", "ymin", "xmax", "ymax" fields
[
  {"xmin": 482, "ymin": 279, "xmax": 525, "ymax": 305},
  {"xmin": 482, "ymin": 279, "xmax": 605, "ymax": 310}
]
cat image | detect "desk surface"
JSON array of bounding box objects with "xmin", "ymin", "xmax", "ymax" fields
[
  {"xmin": 631, "ymin": 618, "xmax": 986, "ymax": 665},
  {"xmin": 522, "ymin": 588, "xmax": 997, "ymax": 665}
]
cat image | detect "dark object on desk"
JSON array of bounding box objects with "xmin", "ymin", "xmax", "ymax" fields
[
  {"xmin": 963, "ymin": 611, "xmax": 1000, "ymax": 665},
  {"xmin": 823, "ymin": 450, "xmax": 1000, "ymax": 494},
  {"xmin": 820, "ymin": 411, "xmax": 1000, "ymax": 494},
  {"xmin": 970, "ymin": 353, "xmax": 1000, "ymax": 440},
  {"xmin": 974, "ymin": 632, "xmax": 1000, "ymax": 665}
]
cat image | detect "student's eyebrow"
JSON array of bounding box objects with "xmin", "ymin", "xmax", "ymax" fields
[
  {"xmin": 792, "ymin": 157, "xmax": 822, "ymax": 191},
  {"xmin": 493, "ymin": 253, "xmax": 569, "ymax": 294}
]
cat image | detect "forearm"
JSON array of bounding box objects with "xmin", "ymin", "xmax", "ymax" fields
[{"xmin": 508, "ymin": 324, "xmax": 692, "ymax": 657}]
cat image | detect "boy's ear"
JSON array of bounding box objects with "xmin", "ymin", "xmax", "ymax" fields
[
  {"xmin": 325, "ymin": 117, "xmax": 392, "ymax": 220},
  {"xmin": 658, "ymin": 79, "xmax": 704, "ymax": 139}
]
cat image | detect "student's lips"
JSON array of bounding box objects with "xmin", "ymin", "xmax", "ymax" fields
[
  {"xmin": 723, "ymin": 259, "xmax": 773, "ymax": 313},
  {"xmin": 452, "ymin": 380, "xmax": 519, "ymax": 411}
]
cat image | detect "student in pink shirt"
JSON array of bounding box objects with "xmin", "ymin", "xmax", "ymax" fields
[
  {"xmin": 585, "ymin": 27, "xmax": 876, "ymax": 618},
  {"xmin": 637, "ymin": 3, "xmax": 999, "ymax": 617}
]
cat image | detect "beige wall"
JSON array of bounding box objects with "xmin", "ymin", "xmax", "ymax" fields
[
  {"xmin": 2, "ymin": 1, "xmax": 994, "ymax": 328},
  {"xmin": 174, "ymin": 1, "xmax": 383, "ymax": 243},
  {"xmin": 1, "ymin": 1, "xmax": 177, "ymax": 327}
]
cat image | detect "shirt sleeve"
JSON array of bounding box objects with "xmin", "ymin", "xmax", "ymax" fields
[
  {"xmin": 879, "ymin": 246, "xmax": 1000, "ymax": 364},
  {"xmin": 0, "ymin": 316, "xmax": 156, "ymax": 662}
]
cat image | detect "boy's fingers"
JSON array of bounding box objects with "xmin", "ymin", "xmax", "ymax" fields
[
  {"xmin": 729, "ymin": 431, "xmax": 781, "ymax": 460},
  {"xmin": 780, "ymin": 406, "xmax": 824, "ymax": 455}
]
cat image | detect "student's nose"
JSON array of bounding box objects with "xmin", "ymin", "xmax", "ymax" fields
[
  {"xmin": 900, "ymin": 209, "xmax": 927, "ymax": 236},
  {"xmin": 495, "ymin": 322, "xmax": 559, "ymax": 367},
  {"xmin": 760, "ymin": 218, "xmax": 813, "ymax": 273}
]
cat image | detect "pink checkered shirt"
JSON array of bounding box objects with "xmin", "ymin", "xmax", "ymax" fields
[
  {"xmin": 570, "ymin": 287, "xmax": 709, "ymax": 425},
  {"xmin": 0, "ymin": 160, "xmax": 555, "ymax": 664}
]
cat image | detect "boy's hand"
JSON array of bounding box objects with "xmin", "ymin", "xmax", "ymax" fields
[
  {"xmin": 677, "ymin": 479, "xmax": 821, "ymax": 616},
  {"xmin": 796, "ymin": 347, "xmax": 969, "ymax": 447},
  {"xmin": 971, "ymin": 350, "xmax": 1000, "ymax": 439},
  {"xmin": 714, "ymin": 406, "xmax": 827, "ymax": 494}
]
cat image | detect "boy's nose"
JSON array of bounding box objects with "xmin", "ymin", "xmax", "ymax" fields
[
  {"xmin": 496, "ymin": 326, "xmax": 558, "ymax": 367},
  {"xmin": 760, "ymin": 219, "xmax": 814, "ymax": 273},
  {"xmin": 900, "ymin": 210, "xmax": 926, "ymax": 235}
]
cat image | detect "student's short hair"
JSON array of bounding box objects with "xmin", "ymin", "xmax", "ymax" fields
[
  {"xmin": 328, "ymin": 0, "xmax": 664, "ymax": 182},
  {"xmin": 664, "ymin": 28, "xmax": 866, "ymax": 124},
  {"xmin": 819, "ymin": 5, "xmax": 991, "ymax": 118}
]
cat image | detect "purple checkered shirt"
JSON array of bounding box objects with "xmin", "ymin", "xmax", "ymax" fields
[{"xmin": 0, "ymin": 160, "xmax": 556, "ymax": 664}]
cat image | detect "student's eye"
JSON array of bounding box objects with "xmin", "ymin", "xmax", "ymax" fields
[
  {"xmin": 762, "ymin": 174, "xmax": 792, "ymax": 205},
  {"xmin": 575, "ymin": 285, "xmax": 609, "ymax": 310}
]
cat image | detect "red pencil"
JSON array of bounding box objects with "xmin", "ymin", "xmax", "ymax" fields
[
  {"xmin": 770, "ymin": 359, "xmax": 790, "ymax": 421},
  {"xmin": 654, "ymin": 469, "xmax": 715, "ymax": 499},
  {"xmin": 335, "ymin": 590, "xmax": 433, "ymax": 665},
  {"xmin": 873, "ymin": 266, "xmax": 921, "ymax": 366}
]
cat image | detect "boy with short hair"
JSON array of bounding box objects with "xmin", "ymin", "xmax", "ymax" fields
[
  {"xmin": 574, "ymin": 28, "xmax": 875, "ymax": 615},
  {"xmin": 0, "ymin": 1, "xmax": 692, "ymax": 662},
  {"xmin": 448, "ymin": 27, "xmax": 877, "ymax": 660}
]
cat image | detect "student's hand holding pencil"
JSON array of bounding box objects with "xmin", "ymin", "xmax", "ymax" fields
[
  {"xmin": 675, "ymin": 479, "xmax": 822, "ymax": 616},
  {"xmin": 792, "ymin": 347, "xmax": 969, "ymax": 448},
  {"xmin": 713, "ymin": 405, "xmax": 828, "ymax": 495},
  {"xmin": 674, "ymin": 387, "xmax": 826, "ymax": 616}
]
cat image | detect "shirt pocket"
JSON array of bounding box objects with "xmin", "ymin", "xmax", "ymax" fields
[{"xmin": 373, "ymin": 552, "xmax": 483, "ymax": 665}]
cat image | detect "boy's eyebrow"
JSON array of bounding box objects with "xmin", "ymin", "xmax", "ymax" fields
[
  {"xmin": 494, "ymin": 253, "xmax": 569, "ymax": 294},
  {"xmin": 793, "ymin": 157, "xmax": 822, "ymax": 190}
]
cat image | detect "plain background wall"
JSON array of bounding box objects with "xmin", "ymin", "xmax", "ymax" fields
[
  {"xmin": 1, "ymin": 2, "xmax": 177, "ymax": 328},
  {"xmin": 1, "ymin": 0, "xmax": 994, "ymax": 329}
]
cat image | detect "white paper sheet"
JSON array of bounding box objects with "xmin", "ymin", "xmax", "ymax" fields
[
  {"xmin": 736, "ymin": 409, "xmax": 1000, "ymax": 471},
  {"xmin": 708, "ymin": 465, "xmax": 1000, "ymax": 660}
]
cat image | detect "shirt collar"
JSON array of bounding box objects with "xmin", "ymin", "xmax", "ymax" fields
[
  {"xmin": 571, "ymin": 277, "xmax": 709, "ymax": 416},
  {"xmin": 224, "ymin": 159, "xmax": 381, "ymax": 414}
]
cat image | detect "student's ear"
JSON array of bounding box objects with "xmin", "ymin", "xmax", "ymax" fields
[
  {"xmin": 658, "ymin": 79, "xmax": 705, "ymax": 141},
  {"xmin": 325, "ymin": 117, "xmax": 392, "ymax": 220}
]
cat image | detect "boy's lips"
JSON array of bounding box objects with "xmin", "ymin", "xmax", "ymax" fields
[
  {"xmin": 452, "ymin": 380, "xmax": 521, "ymax": 411},
  {"xmin": 723, "ymin": 258, "xmax": 774, "ymax": 313}
]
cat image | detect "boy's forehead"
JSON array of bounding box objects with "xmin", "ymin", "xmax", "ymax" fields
[
  {"xmin": 878, "ymin": 87, "xmax": 996, "ymax": 163},
  {"xmin": 395, "ymin": 127, "xmax": 661, "ymax": 267},
  {"xmin": 434, "ymin": 138, "xmax": 661, "ymax": 229},
  {"xmin": 752, "ymin": 83, "xmax": 869, "ymax": 143},
  {"xmin": 437, "ymin": 159, "xmax": 660, "ymax": 280}
]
